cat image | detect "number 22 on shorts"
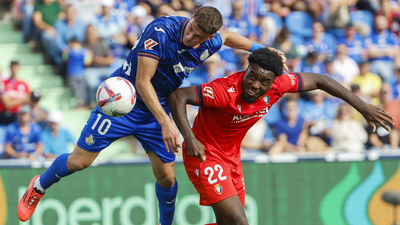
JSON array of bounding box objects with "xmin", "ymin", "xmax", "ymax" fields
[{"xmin": 204, "ymin": 164, "xmax": 227, "ymax": 184}]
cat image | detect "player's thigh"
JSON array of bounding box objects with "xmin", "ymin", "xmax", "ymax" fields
[
  {"xmin": 133, "ymin": 119, "xmax": 176, "ymax": 163},
  {"xmin": 211, "ymin": 195, "xmax": 248, "ymax": 225},
  {"xmin": 77, "ymin": 106, "xmax": 134, "ymax": 152},
  {"xmin": 148, "ymin": 150, "xmax": 175, "ymax": 187},
  {"xmin": 184, "ymin": 154, "xmax": 237, "ymax": 206}
]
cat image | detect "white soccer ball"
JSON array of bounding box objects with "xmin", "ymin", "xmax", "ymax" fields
[{"xmin": 96, "ymin": 77, "xmax": 136, "ymax": 117}]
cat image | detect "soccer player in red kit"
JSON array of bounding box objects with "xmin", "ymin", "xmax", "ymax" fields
[{"xmin": 168, "ymin": 48, "xmax": 394, "ymax": 225}]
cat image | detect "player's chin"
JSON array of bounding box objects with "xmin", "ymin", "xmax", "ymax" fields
[{"xmin": 242, "ymin": 93, "xmax": 258, "ymax": 103}]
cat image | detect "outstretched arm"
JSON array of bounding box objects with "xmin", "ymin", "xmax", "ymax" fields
[
  {"xmin": 168, "ymin": 86, "xmax": 206, "ymax": 162},
  {"xmin": 136, "ymin": 56, "xmax": 180, "ymax": 153},
  {"xmin": 301, "ymin": 73, "xmax": 394, "ymax": 131},
  {"xmin": 219, "ymin": 31, "xmax": 288, "ymax": 70}
]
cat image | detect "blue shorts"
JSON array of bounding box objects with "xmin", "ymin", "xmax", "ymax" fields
[{"xmin": 77, "ymin": 105, "xmax": 175, "ymax": 163}]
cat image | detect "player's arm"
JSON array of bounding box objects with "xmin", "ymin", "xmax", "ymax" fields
[
  {"xmin": 168, "ymin": 86, "xmax": 206, "ymax": 162},
  {"xmin": 300, "ymin": 72, "xmax": 394, "ymax": 132},
  {"xmin": 135, "ymin": 56, "xmax": 180, "ymax": 153},
  {"xmin": 219, "ymin": 31, "xmax": 288, "ymax": 70}
]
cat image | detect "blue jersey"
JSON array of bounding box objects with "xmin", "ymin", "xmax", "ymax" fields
[
  {"xmin": 78, "ymin": 16, "xmax": 223, "ymax": 162},
  {"xmin": 115, "ymin": 16, "xmax": 223, "ymax": 111}
]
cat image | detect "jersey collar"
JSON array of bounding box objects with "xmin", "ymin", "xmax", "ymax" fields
[{"xmin": 180, "ymin": 19, "xmax": 189, "ymax": 43}]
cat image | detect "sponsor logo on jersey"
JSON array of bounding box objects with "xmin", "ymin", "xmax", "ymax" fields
[
  {"xmin": 85, "ymin": 135, "xmax": 95, "ymax": 145},
  {"xmin": 144, "ymin": 39, "xmax": 158, "ymax": 50},
  {"xmin": 200, "ymin": 49, "xmax": 210, "ymax": 61},
  {"xmin": 227, "ymin": 86, "xmax": 236, "ymax": 93},
  {"xmin": 286, "ymin": 73, "xmax": 296, "ymax": 86},
  {"xmin": 214, "ymin": 184, "xmax": 223, "ymax": 195},
  {"xmin": 177, "ymin": 49, "xmax": 186, "ymax": 54},
  {"xmin": 154, "ymin": 27, "xmax": 165, "ymax": 33},
  {"xmin": 232, "ymin": 107, "xmax": 268, "ymax": 123},
  {"xmin": 202, "ymin": 86, "xmax": 214, "ymax": 99}
]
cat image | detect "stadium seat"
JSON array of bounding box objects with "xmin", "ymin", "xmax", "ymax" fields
[
  {"xmin": 285, "ymin": 11, "xmax": 313, "ymax": 39},
  {"xmin": 0, "ymin": 43, "xmax": 31, "ymax": 54},
  {"xmin": 350, "ymin": 10, "xmax": 373, "ymax": 29}
]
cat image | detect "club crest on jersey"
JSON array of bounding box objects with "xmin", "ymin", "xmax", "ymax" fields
[
  {"xmin": 203, "ymin": 86, "xmax": 214, "ymax": 99},
  {"xmin": 200, "ymin": 49, "xmax": 210, "ymax": 61},
  {"xmin": 144, "ymin": 39, "xmax": 158, "ymax": 50},
  {"xmin": 85, "ymin": 135, "xmax": 95, "ymax": 145},
  {"xmin": 263, "ymin": 96, "xmax": 270, "ymax": 105},
  {"xmin": 214, "ymin": 184, "xmax": 223, "ymax": 195}
]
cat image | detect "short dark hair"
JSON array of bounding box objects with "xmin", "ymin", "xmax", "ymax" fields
[
  {"xmin": 193, "ymin": 6, "xmax": 223, "ymax": 34},
  {"xmin": 10, "ymin": 60, "xmax": 19, "ymax": 66},
  {"xmin": 248, "ymin": 48, "xmax": 283, "ymax": 77}
]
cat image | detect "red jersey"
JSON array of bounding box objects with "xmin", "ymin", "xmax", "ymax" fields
[
  {"xmin": 0, "ymin": 78, "xmax": 30, "ymax": 113},
  {"xmin": 190, "ymin": 71, "xmax": 303, "ymax": 166}
]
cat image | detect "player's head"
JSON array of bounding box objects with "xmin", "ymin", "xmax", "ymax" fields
[
  {"xmin": 242, "ymin": 48, "xmax": 283, "ymax": 103},
  {"xmin": 182, "ymin": 6, "xmax": 223, "ymax": 48}
]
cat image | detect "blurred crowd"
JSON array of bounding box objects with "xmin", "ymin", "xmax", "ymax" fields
[{"xmin": 0, "ymin": 0, "xmax": 399, "ymax": 160}]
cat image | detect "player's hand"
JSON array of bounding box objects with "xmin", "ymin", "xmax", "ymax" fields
[
  {"xmin": 161, "ymin": 119, "xmax": 181, "ymax": 154},
  {"xmin": 360, "ymin": 104, "xmax": 394, "ymax": 132},
  {"xmin": 268, "ymin": 47, "xmax": 288, "ymax": 71},
  {"xmin": 186, "ymin": 138, "xmax": 206, "ymax": 162}
]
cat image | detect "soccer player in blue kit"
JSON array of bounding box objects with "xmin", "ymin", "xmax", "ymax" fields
[{"xmin": 18, "ymin": 6, "xmax": 286, "ymax": 224}]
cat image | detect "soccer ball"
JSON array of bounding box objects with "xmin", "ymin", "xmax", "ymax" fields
[{"xmin": 96, "ymin": 77, "xmax": 136, "ymax": 117}]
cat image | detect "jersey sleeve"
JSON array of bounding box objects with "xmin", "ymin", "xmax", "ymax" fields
[
  {"xmin": 136, "ymin": 21, "xmax": 168, "ymax": 61},
  {"xmin": 195, "ymin": 79, "xmax": 230, "ymax": 108},
  {"xmin": 275, "ymin": 72, "xmax": 303, "ymax": 96},
  {"xmin": 207, "ymin": 32, "xmax": 223, "ymax": 53}
]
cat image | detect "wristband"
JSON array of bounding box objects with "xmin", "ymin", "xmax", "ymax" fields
[{"xmin": 249, "ymin": 42, "xmax": 265, "ymax": 52}]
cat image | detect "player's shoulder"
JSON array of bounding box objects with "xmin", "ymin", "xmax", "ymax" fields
[{"xmin": 147, "ymin": 16, "xmax": 187, "ymax": 31}]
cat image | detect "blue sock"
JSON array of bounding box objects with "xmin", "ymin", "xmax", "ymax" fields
[
  {"xmin": 39, "ymin": 153, "xmax": 73, "ymax": 189},
  {"xmin": 156, "ymin": 178, "xmax": 178, "ymax": 225}
]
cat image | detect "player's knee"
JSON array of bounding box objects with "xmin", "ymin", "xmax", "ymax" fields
[
  {"xmin": 67, "ymin": 157, "xmax": 92, "ymax": 171},
  {"xmin": 156, "ymin": 173, "xmax": 175, "ymax": 188}
]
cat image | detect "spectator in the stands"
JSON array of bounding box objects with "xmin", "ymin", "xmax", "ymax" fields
[
  {"xmin": 338, "ymin": 22, "xmax": 367, "ymax": 64},
  {"xmin": 302, "ymin": 90, "xmax": 335, "ymax": 151},
  {"xmin": 225, "ymin": 0, "xmax": 257, "ymax": 40},
  {"xmin": 63, "ymin": 38, "xmax": 92, "ymax": 108},
  {"xmin": 93, "ymin": 0, "xmax": 127, "ymax": 59},
  {"xmin": 155, "ymin": 3, "xmax": 175, "ymax": 18},
  {"xmin": 269, "ymin": 98, "xmax": 307, "ymax": 154},
  {"xmin": 0, "ymin": 61, "xmax": 31, "ymax": 125},
  {"xmin": 366, "ymin": 13, "xmax": 399, "ymax": 81},
  {"xmin": 295, "ymin": 50, "xmax": 325, "ymax": 74},
  {"xmin": 323, "ymin": 55, "xmax": 346, "ymax": 85},
  {"xmin": 333, "ymin": 44, "xmax": 359, "ymax": 85},
  {"xmin": 66, "ymin": 0, "xmax": 100, "ymax": 25},
  {"xmin": 126, "ymin": 5, "xmax": 149, "ymax": 48},
  {"xmin": 82, "ymin": 25, "xmax": 115, "ymax": 106},
  {"xmin": 29, "ymin": 90, "xmax": 48, "ymax": 128},
  {"xmin": 54, "ymin": 4, "xmax": 87, "ymax": 65},
  {"xmin": 272, "ymin": 28, "xmax": 300, "ymax": 69},
  {"xmin": 351, "ymin": 59, "xmax": 382, "ymax": 105},
  {"xmin": 306, "ymin": 21, "xmax": 336, "ymax": 57},
  {"xmin": 32, "ymin": 0, "xmax": 63, "ymax": 64},
  {"xmin": 41, "ymin": 110, "xmax": 75, "ymax": 159},
  {"xmin": 4, "ymin": 105, "xmax": 42, "ymax": 160},
  {"xmin": 331, "ymin": 103, "xmax": 367, "ymax": 152}
]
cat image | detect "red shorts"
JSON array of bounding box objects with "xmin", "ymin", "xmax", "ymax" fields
[{"xmin": 183, "ymin": 150, "xmax": 245, "ymax": 206}]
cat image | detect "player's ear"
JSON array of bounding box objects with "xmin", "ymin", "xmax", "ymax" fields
[{"xmin": 207, "ymin": 34, "xmax": 216, "ymax": 40}]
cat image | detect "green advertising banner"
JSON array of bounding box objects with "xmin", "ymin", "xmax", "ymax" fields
[{"xmin": 1, "ymin": 159, "xmax": 400, "ymax": 225}]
